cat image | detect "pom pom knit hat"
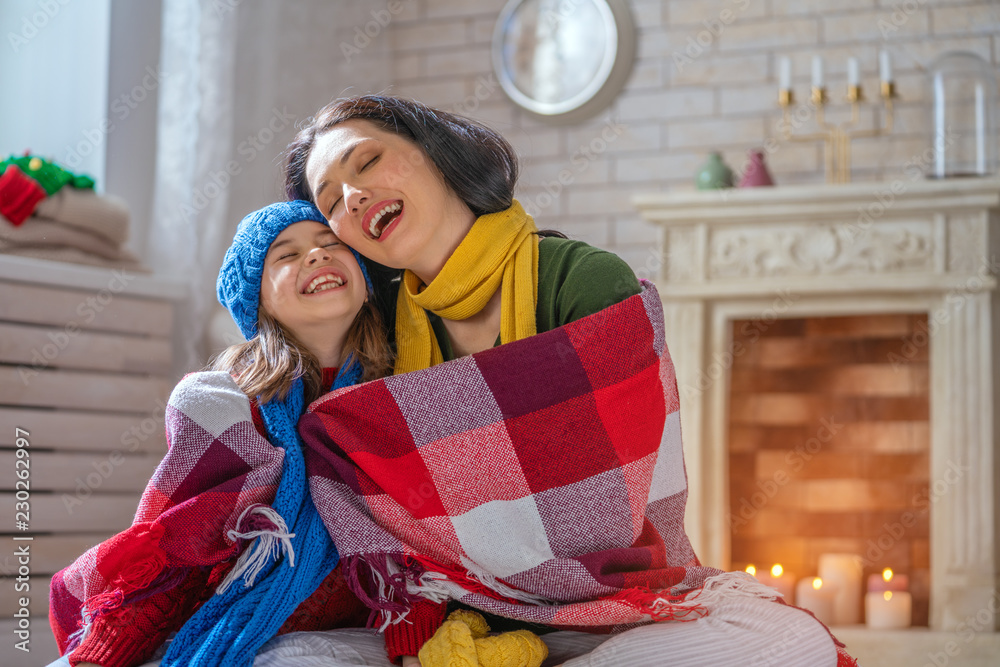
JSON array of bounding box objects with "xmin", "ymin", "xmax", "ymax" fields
[{"xmin": 217, "ymin": 200, "xmax": 372, "ymax": 340}]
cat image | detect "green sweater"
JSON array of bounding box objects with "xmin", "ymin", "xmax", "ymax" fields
[{"xmin": 429, "ymin": 236, "xmax": 640, "ymax": 362}]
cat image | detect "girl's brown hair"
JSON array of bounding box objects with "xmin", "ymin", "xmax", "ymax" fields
[{"xmin": 211, "ymin": 299, "xmax": 393, "ymax": 406}]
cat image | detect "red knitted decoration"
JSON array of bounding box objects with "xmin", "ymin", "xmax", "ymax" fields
[{"xmin": 0, "ymin": 164, "xmax": 46, "ymax": 226}]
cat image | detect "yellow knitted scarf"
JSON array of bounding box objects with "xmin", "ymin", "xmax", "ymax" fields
[{"xmin": 394, "ymin": 200, "xmax": 539, "ymax": 374}]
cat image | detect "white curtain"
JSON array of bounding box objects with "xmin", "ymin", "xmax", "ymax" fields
[
  {"xmin": 146, "ymin": 0, "xmax": 238, "ymax": 374},
  {"xmin": 146, "ymin": 1, "xmax": 392, "ymax": 375}
]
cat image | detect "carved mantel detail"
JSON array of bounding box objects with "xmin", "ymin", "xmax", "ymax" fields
[{"xmin": 708, "ymin": 223, "xmax": 934, "ymax": 280}]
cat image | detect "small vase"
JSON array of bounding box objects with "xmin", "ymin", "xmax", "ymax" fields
[
  {"xmin": 696, "ymin": 152, "xmax": 735, "ymax": 190},
  {"xmin": 738, "ymin": 149, "xmax": 775, "ymax": 187}
]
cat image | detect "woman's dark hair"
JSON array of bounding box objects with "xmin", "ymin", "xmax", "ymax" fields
[
  {"xmin": 284, "ymin": 95, "xmax": 566, "ymax": 338},
  {"xmin": 285, "ymin": 95, "xmax": 518, "ymax": 218}
]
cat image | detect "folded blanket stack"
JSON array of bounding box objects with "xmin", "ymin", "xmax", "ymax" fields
[{"xmin": 0, "ymin": 155, "xmax": 148, "ymax": 272}]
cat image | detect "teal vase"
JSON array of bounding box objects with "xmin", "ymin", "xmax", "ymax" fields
[{"xmin": 696, "ymin": 152, "xmax": 735, "ymax": 190}]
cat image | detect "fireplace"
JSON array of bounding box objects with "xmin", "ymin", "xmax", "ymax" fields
[
  {"xmin": 633, "ymin": 177, "xmax": 1000, "ymax": 662},
  {"xmin": 727, "ymin": 312, "xmax": 931, "ymax": 626}
]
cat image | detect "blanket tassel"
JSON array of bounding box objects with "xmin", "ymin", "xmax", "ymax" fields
[
  {"xmin": 624, "ymin": 571, "xmax": 783, "ymax": 622},
  {"xmin": 216, "ymin": 504, "xmax": 295, "ymax": 595}
]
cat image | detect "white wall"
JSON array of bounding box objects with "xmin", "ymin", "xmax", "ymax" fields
[
  {"xmin": 385, "ymin": 0, "xmax": 1000, "ymax": 271},
  {"xmin": 0, "ymin": 0, "xmax": 111, "ymax": 187},
  {"xmin": 221, "ymin": 0, "xmax": 392, "ymax": 254}
]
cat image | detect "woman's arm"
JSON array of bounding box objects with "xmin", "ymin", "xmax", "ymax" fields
[{"xmin": 536, "ymin": 237, "xmax": 641, "ymax": 331}]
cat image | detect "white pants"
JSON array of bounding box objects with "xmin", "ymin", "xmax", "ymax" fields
[{"xmin": 48, "ymin": 596, "xmax": 838, "ymax": 667}]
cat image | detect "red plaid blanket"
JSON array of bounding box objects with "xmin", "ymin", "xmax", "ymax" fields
[
  {"xmin": 49, "ymin": 372, "xmax": 287, "ymax": 651},
  {"xmin": 300, "ymin": 281, "xmax": 750, "ymax": 629}
]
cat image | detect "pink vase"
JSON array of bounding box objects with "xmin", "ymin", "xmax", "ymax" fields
[{"xmin": 738, "ymin": 150, "xmax": 775, "ymax": 187}]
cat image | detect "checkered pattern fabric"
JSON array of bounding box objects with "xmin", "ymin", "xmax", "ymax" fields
[
  {"xmin": 300, "ymin": 281, "xmax": 725, "ymax": 629},
  {"xmin": 49, "ymin": 372, "xmax": 286, "ymax": 653}
]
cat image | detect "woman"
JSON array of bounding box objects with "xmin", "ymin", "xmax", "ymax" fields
[
  {"xmin": 286, "ymin": 96, "xmax": 851, "ymax": 667},
  {"xmin": 283, "ymin": 95, "xmax": 855, "ymax": 667}
]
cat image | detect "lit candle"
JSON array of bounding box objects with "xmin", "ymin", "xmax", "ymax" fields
[
  {"xmin": 745, "ymin": 564, "xmax": 757, "ymax": 577},
  {"xmin": 818, "ymin": 553, "xmax": 863, "ymax": 625},
  {"xmin": 757, "ymin": 563, "xmax": 795, "ymax": 603},
  {"xmin": 812, "ymin": 55, "xmax": 824, "ymax": 89},
  {"xmin": 779, "ymin": 57, "xmax": 791, "ymax": 91},
  {"xmin": 866, "ymin": 590, "xmax": 912, "ymax": 629},
  {"xmin": 879, "ymin": 49, "xmax": 892, "ymax": 83},
  {"xmin": 867, "ymin": 568, "xmax": 909, "ymax": 593},
  {"xmin": 796, "ymin": 577, "xmax": 836, "ymax": 626},
  {"xmin": 847, "ymin": 57, "xmax": 859, "ymax": 87}
]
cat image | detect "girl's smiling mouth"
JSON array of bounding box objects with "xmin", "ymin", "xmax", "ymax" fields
[{"xmin": 301, "ymin": 268, "xmax": 348, "ymax": 294}]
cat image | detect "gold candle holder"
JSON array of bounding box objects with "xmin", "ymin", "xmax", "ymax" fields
[{"xmin": 778, "ymin": 80, "xmax": 896, "ymax": 183}]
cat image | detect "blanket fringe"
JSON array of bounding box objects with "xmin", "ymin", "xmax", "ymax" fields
[
  {"xmin": 396, "ymin": 555, "xmax": 553, "ymax": 613},
  {"xmin": 455, "ymin": 557, "xmax": 551, "ymax": 605},
  {"xmin": 622, "ymin": 571, "xmax": 783, "ymax": 622},
  {"xmin": 216, "ymin": 504, "xmax": 295, "ymax": 595},
  {"xmin": 342, "ymin": 555, "xmax": 424, "ymax": 630}
]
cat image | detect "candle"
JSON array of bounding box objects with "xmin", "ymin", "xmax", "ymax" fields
[
  {"xmin": 818, "ymin": 553, "xmax": 863, "ymax": 625},
  {"xmin": 847, "ymin": 57, "xmax": 859, "ymax": 87},
  {"xmin": 867, "ymin": 568, "xmax": 909, "ymax": 593},
  {"xmin": 796, "ymin": 577, "xmax": 836, "ymax": 626},
  {"xmin": 779, "ymin": 57, "xmax": 791, "ymax": 91},
  {"xmin": 757, "ymin": 564, "xmax": 795, "ymax": 603},
  {"xmin": 879, "ymin": 49, "xmax": 892, "ymax": 82},
  {"xmin": 812, "ymin": 55, "xmax": 824, "ymax": 89},
  {"xmin": 866, "ymin": 590, "xmax": 912, "ymax": 629}
]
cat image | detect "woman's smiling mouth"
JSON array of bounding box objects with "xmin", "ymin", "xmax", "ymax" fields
[{"xmin": 363, "ymin": 200, "xmax": 403, "ymax": 239}]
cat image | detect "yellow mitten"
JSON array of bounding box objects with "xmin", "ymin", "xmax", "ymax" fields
[
  {"xmin": 449, "ymin": 609, "xmax": 491, "ymax": 639},
  {"xmin": 475, "ymin": 629, "xmax": 548, "ymax": 667},
  {"xmin": 418, "ymin": 616, "xmax": 480, "ymax": 667},
  {"xmin": 418, "ymin": 610, "xmax": 548, "ymax": 667}
]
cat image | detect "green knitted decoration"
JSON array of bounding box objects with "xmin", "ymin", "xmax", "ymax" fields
[{"xmin": 0, "ymin": 154, "xmax": 95, "ymax": 195}]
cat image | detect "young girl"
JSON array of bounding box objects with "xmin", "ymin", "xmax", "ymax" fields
[{"xmin": 48, "ymin": 201, "xmax": 393, "ymax": 667}]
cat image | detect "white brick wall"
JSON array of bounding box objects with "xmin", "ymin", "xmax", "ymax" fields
[{"xmin": 384, "ymin": 0, "xmax": 1000, "ymax": 269}]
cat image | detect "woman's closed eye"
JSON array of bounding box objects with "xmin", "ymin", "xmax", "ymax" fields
[{"xmin": 326, "ymin": 155, "xmax": 380, "ymax": 216}]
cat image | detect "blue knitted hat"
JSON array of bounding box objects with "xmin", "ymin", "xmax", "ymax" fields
[{"xmin": 217, "ymin": 200, "xmax": 372, "ymax": 340}]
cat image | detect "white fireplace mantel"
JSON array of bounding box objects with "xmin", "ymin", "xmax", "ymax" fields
[{"xmin": 634, "ymin": 177, "xmax": 1000, "ymax": 636}]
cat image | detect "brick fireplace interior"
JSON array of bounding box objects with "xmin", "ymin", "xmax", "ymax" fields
[{"xmin": 727, "ymin": 313, "xmax": 931, "ymax": 626}]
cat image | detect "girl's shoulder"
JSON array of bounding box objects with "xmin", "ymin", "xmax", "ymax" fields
[{"xmin": 169, "ymin": 371, "xmax": 255, "ymax": 427}]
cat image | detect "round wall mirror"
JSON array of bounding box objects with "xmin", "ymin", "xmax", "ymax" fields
[{"xmin": 492, "ymin": 0, "xmax": 636, "ymax": 124}]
